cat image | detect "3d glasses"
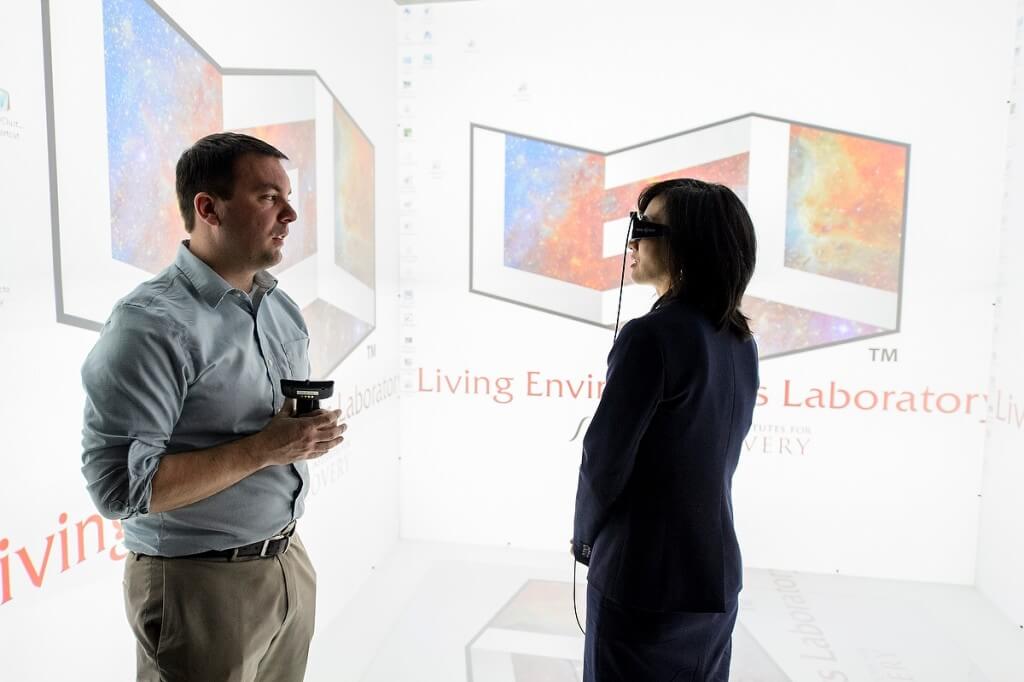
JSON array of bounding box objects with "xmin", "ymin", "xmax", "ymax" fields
[{"xmin": 628, "ymin": 211, "xmax": 670, "ymax": 240}]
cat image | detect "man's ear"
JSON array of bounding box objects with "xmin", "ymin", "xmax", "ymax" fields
[{"xmin": 194, "ymin": 193, "xmax": 220, "ymax": 228}]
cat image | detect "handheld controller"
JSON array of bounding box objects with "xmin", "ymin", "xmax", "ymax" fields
[{"xmin": 281, "ymin": 379, "xmax": 335, "ymax": 416}]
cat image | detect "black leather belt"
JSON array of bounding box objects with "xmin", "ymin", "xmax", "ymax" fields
[{"xmin": 180, "ymin": 521, "xmax": 297, "ymax": 562}]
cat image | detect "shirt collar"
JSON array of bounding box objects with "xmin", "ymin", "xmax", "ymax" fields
[{"xmin": 174, "ymin": 241, "xmax": 278, "ymax": 308}]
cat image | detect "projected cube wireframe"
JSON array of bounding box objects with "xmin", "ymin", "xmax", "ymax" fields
[
  {"xmin": 465, "ymin": 580, "xmax": 792, "ymax": 681},
  {"xmin": 470, "ymin": 116, "xmax": 909, "ymax": 358},
  {"xmin": 466, "ymin": 581, "xmax": 586, "ymax": 681},
  {"xmin": 45, "ymin": 0, "xmax": 375, "ymax": 375}
]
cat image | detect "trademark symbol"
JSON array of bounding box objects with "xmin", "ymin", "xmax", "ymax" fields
[{"xmin": 869, "ymin": 347, "xmax": 898, "ymax": 363}]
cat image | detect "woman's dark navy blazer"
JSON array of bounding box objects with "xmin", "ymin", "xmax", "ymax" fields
[{"xmin": 573, "ymin": 296, "xmax": 759, "ymax": 613}]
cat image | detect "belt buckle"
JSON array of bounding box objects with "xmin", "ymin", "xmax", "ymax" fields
[{"xmin": 259, "ymin": 536, "xmax": 290, "ymax": 558}]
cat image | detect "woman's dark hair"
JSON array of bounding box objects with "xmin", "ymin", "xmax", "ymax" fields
[
  {"xmin": 175, "ymin": 132, "xmax": 288, "ymax": 232},
  {"xmin": 637, "ymin": 178, "xmax": 757, "ymax": 339}
]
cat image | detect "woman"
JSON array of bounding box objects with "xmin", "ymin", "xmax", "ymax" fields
[{"xmin": 572, "ymin": 178, "xmax": 759, "ymax": 681}]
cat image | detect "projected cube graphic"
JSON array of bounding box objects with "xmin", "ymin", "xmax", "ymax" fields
[
  {"xmin": 465, "ymin": 580, "xmax": 791, "ymax": 681},
  {"xmin": 46, "ymin": 0, "xmax": 375, "ymax": 375},
  {"xmin": 470, "ymin": 116, "xmax": 908, "ymax": 358}
]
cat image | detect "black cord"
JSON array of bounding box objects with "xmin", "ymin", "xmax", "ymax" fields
[
  {"xmin": 579, "ymin": 221, "xmax": 631, "ymax": 635},
  {"xmin": 613, "ymin": 221, "xmax": 631, "ymax": 341},
  {"xmin": 572, "ymin": 557, "xmax": 586, "ymax": 635},
  {"xmin": 580, "ymin": 221, "xmax": 632, "ymax": 636}
]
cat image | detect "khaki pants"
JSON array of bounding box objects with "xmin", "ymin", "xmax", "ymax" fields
[{"xmin": 123, "ymin": 533, "xmax": 316, "ymax": 682}]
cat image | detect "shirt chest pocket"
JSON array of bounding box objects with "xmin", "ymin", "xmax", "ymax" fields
[{"xmin": 276, "ymin": 337, "xmax": 310, "ymax": 380}]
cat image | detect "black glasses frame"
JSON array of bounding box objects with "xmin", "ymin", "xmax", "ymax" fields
[{"xmin": 628, "ymin": 211, "xmax": 669, "ymax": 240}]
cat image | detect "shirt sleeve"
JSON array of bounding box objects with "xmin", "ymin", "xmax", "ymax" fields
[
  {"xmin": 80, "ymin": 304, "xmax": 190, "ymax": 520},
  {"xmin": 573, "ymin": 318, "xmax": 664, "ymax": 563}
]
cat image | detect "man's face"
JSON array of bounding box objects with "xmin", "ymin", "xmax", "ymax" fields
[
  {"xmin": 215, "ymin": 154, "xmax": 296, "ymax": 271},
  {"xmin": 628, "ymin": 195, "xmax": 671, "ymax": 286}
]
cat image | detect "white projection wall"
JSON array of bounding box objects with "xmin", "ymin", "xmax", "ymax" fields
[
  {"xmin": 0, "ymin": 1, "xmax": 398, "ymax": 679},
  {"xmin": 977, "ymin": 0, "xmax": 1024, "ymax": 628},
  {"xmin": 395, "ymin": 0, "xmax": 1016, "ymax": 585},
  {"xmin": 2, "ymin": 0, "xmax": 1023, "ymax": 679}
]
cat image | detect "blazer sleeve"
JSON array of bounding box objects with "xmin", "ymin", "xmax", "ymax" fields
[{"xmin": 573, "ymin": 318, "xmax": 664, "ymax": 563}]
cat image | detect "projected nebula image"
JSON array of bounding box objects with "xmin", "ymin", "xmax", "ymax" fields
[
  {"xmin": 786, "ymin": 125, "xmax": 907, "ymax": 291},
  {"xmin": 103, "ymin": 0, "xmax": 222, "ymax": 274},
  {"xmin": 334, "ymin": 100, "xmax": 375, "ymax": 288},
  {"xmin": 741, "ymin": 296, "xmax": 887, "ymax": 358},
  {"xmin": 503, "ymin": 138, "xmax": 605, "ymax": 287},
  {"xmin": 48, "ymin": 0, "xmax": 376, "ymax": 375},
  {"xmin": 472, "ymin": 116, "xmax": 909, "ymax": 358},
  {"xmin": 502, "ymin": 134, "xmax": 749, "ymax": 291}
]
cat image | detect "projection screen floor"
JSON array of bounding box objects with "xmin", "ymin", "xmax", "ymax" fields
[{"xmin": 307, "ymin": 541, "xmax": 1024, "ymax": 682}]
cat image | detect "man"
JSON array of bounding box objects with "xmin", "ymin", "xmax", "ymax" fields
[{"xmin": 81, "ymin": 132, "xmax": 346, "ymax": 681}]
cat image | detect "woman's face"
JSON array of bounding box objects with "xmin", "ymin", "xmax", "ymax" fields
[{"xmin": 628, "ymin": 195, "xmax": 672, "ymax": 294}]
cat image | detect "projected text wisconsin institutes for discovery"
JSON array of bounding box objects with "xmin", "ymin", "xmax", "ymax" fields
[{"xmin": 417, "ymin": 368, "xmax": 996, "ymax": 417}]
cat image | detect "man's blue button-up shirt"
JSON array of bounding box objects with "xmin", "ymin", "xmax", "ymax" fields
[{"xmin": 80, "ymin": 242, "xmax": 311, "ymax": 556}]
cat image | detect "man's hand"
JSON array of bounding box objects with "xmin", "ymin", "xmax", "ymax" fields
[
  {"xmin": 148, "ymin": 401, "xmax": 348, "ymax": 514},
  {"xmin": 253, "ymin": 400, "xmax": 347, "ymax": 468}
]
